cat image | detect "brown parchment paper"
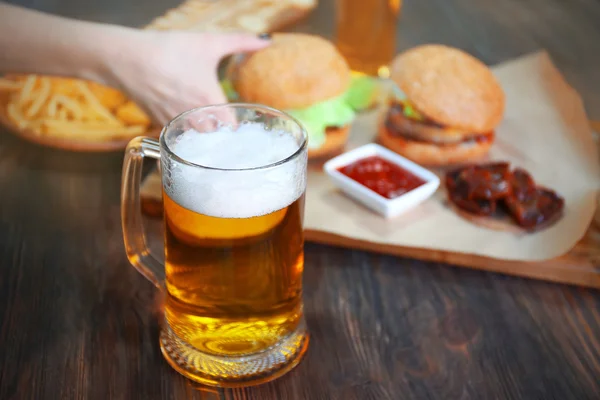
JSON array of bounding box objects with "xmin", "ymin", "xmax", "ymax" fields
[{"xmin": 304, "ymin": 51, "xmax": 600, "ymax": 262}]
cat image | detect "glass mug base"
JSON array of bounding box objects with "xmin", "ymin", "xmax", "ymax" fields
[{"xmin": 159, "ymin": 318, "xmax": 310, "ymax": 388}]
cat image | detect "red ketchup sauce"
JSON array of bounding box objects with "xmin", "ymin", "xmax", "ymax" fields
[{"xmin": 337, "ymin": 155, "xmax": 427, "ymax": 199}]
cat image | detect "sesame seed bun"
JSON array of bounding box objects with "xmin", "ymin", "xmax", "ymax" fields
[
  {"xmin": 234, "ymin": 33, "xmax": 351, "ymax": 110},
  {"xmin": 378, "ymin": 123, "xmax": 494, "ymax": 166},
  {"xmin": 390, "ymin": 44, "xmax": 505, "ymax": 133}
]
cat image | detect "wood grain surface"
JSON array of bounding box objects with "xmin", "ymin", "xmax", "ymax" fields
[{"xmin": 1, "ymin": 0, "xmax": 600, "ymax": 399}]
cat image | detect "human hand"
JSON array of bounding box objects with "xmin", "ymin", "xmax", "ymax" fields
[{"xmin": 113, "ymin": 31, "xmax": 271, "ymax": 126}]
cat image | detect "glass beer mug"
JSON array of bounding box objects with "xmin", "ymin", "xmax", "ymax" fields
[{"xmin": 121, "ymin": 104, "xmax": 309, "ymax": 387}]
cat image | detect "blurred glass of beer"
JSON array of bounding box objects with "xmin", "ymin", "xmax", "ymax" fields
[
  {"xmin": 121, "ymin": 104, "xmax": 309, "ymax": 387},
  {"xmin": 334, "ymin": 0, "xmax": 402, "ymax": 77}
]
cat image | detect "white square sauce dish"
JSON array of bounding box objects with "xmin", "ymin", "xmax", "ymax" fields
[{"xmin": 323, "ymin": 143, "xmax": 440, "ymax": 218}]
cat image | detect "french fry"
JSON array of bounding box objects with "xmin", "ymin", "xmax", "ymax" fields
[
  {"xmin": 54, "ymin": 95, "xmax": 84, "ymax": 120},
  {"xmin": 25, "ymin": 77, "xmax": 51, "ymax": 118},
  {"xmin": 87, "ymin": 81, "xmax": 127, "ymax": 110},
  {"xmin": 57, "ymin": 107, "xmax": 68, "ymax": 120},
  {"xmin": 46, "ymin": 95, "xmax": 59, "ymax": 118},
  {"xmin": 81, "ymin": 104, "xmax": 124, "ymax": 126},
  {"xmin": 74, "ymin": 81, "xmax": 120, "ymax": 123},
  {"xmin": 43, "ymin": 119, "xmax": 126, "ymax": 130},
  {"xmin": 7, "ymin": 102, "xmax": 29, "ymax": 129},
  {"xmin": 50, "ymin": 78, "xmax": 81, "ymax": 97},
  {"xmin": 0, "ymin": 78, "xmax": 23, "ymax": 91},
  {"xmin": 116, "ymin": 101, "xmax": 152, "ymax": 126},
  {"xmin": 18, "ymin": 75, "xmax": 37, "ymax": 106}
]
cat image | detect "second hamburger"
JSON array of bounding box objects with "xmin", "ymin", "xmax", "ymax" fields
[
  {"xmin": 378, "ymin": 44, "xmax": 506, "ymax": 166},
  {"xmin": 223, "ymin": 33, "xmax": 378, "ymax": 159}
]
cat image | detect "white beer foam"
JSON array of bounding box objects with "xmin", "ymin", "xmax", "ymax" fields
[{"xmin": 165, "ymin": 123, "xmax": 307, "ymax": 219}]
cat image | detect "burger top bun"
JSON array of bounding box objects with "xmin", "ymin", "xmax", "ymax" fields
[
  {"xmin": 390, "ymin": 44, "xmax": 506, "ymax": 133},
  {"xmin": 234, "ymin": 33, "xmax": 351, "ymax": 110}
]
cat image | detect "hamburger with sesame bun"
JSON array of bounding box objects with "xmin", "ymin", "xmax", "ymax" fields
[
  {"xmin": 378, "ymin": 44, "xmax": 506, "ymax": 166},
  {"xmin": 221, "ymin": 33, "xmax": 379, "ymax": 159}
]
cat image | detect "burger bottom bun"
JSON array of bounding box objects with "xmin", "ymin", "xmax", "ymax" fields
[
  {"xmin": 378, "ymin": 124, "xmax": 494, "ymax": 166},
  {"xmin": 308, "ymin": 125, "xmax": 350, "ymax": 159}
]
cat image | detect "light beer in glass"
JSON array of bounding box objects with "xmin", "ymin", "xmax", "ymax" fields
[
  {"xmin": 334, "ymin": 0, "xmax": 402, "ymax": 77},
  {"xmin": 121, "ymin": 104, "xmax": 309, "ymax": 387}
]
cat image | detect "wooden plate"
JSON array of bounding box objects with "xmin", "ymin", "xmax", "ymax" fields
[{"xmin": 0, "ymin": 93, "xmax": 161, "ymax": 152}]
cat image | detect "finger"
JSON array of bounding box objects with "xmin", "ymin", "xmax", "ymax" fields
[
  {"xmin": 163, "ymin": 104, "xmax": 215, "ymax": 134},
  {"xmin": 211, "ymin": 32, "xmax": 272, "ymax": 59},
  {"xmin": 200, "ymin": 80, "xmax": 239, "ymax": 129},
  {"xmin": 183, "ymin": 109, "xmax": 238, "ymax": 133},
  {"xmin": 177, "ymin": 94, "xmax": 238, "ymax": 133}
]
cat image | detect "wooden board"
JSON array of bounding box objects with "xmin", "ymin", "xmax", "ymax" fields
[
  {"xmin": 304, "ymin": 222, "xmax": 600, "ymax": 288},
  {"xmin": 139, "ymin": 120, "xmax": 600, "ymax": 288}
]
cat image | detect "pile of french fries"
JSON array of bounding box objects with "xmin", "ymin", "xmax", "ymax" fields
[{"xmin": 0, "ymin": 74, "xmax": 152, "ymax": 142}]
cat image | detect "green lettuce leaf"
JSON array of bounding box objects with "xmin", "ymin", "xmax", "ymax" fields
[
  {"xmin": 220, "ymin": 78, "xmax": 238, "ymax": 101},
  {"xmin": 402, "ymin": 102, "xmax": 425, "ymax": 121},
  {"xmin": 344, "ymin": 74, "xmax": 379, "ymax": 111},
  {"xmin": 390, "ymin": 84, "xmax": 426, "ymax": 121},
  {"xmin": 287, "ymin": 96, "xmax": 356, "ymax": 148},
  {"xmin": 219, "ymin": 76, "xmax": 380, "ymax": 148}
]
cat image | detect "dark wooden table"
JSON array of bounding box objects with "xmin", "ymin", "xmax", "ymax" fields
[{"xmin": 2, "ymin": 0, "xmax": 600, "ymax": 399}]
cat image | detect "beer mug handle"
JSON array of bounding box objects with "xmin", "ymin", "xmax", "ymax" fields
[{"xmin": 121, "ymin": 136, "xmax": 165, "ymax": 289}]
